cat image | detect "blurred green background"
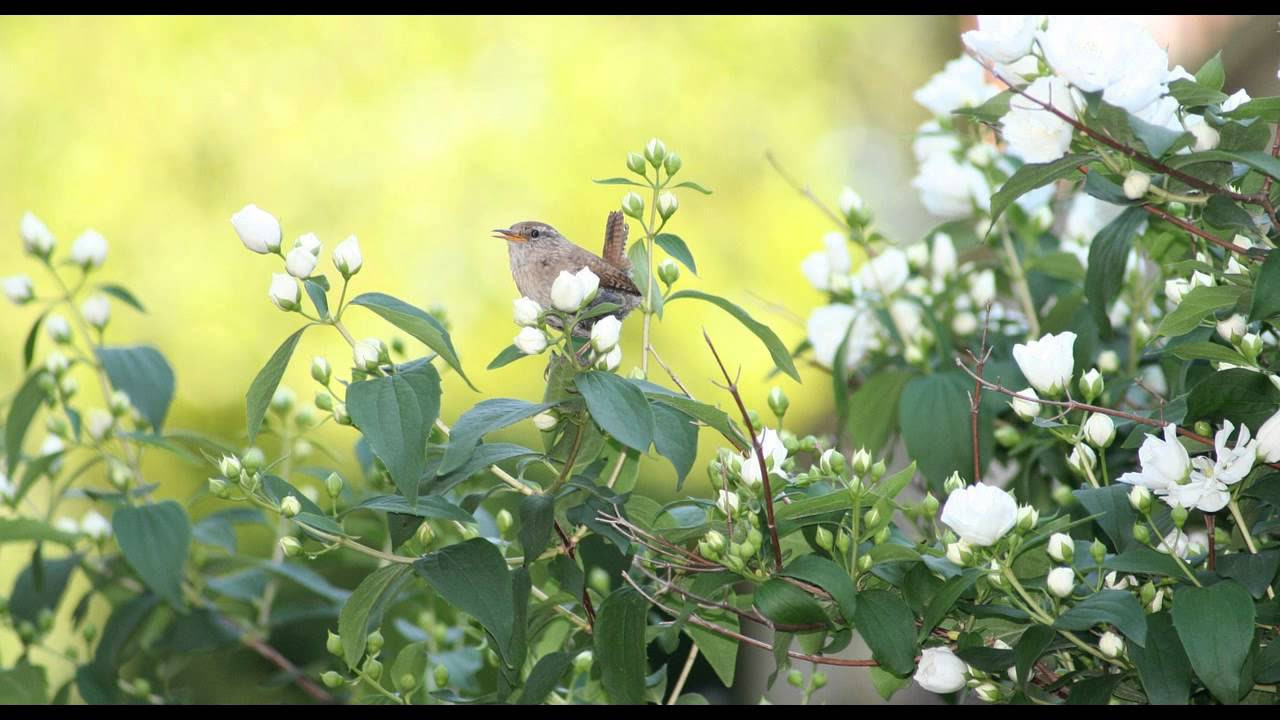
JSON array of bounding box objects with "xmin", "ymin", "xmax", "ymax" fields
[{"xmin": 4, "ymin": 15, "xmax": 1270, "ymax": 703}]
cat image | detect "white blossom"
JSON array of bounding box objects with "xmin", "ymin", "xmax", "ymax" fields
[
  {"xmin": 912, "ymin": 151, "xmax": 991, "ymax": 219},
  {"xmin": 940, "ymin": 482, "xmax": 1018, "ymax": 546},
  {"xmin": 801, "ymin": 232, "xmax": 852, "ymax": 291},
  {"xmin": 70, "ymin": 229, "xmax": 108, "ymax": 268},
  {"xmin": 969, "ymin": 270, "xmax": 996, "ymax": 308},
  {"xmin": 268, "ymin": 273, "xmax": 300, "ymax": 311},
  {"xmin": 3, "ymin": 275, "xmax": 33, "ymax": 304},
  {"xmin": 1010, "ymin": 387, "xmax": 1041, "ymax": 421},
  {"xmin": 352, "ymin": 338, "xmax": 386, "ymax": 369},
  {"xmin": 913, "ymin": 646, "xmax": 968, "ymax": 694},
  {"xmin": 838, "ymin": 187, "xmax": 863, "ymax": 219},
  {"xmin": 81, "ymin": 295, "xmax": 110, "ymax": 329},
  {"xmin": 1117, "ymin": 424, "xmax": 1190, "ymax": 494},
  {"xmin": 1257, "ymin": 409, "xmax": 1280, "ymax": 463},
  {"xmin": 1000, "ymin": 76, "xmax": 1079, "ymax": 163},
  {"xmin": 1039, "ymin": 16, "xmax": 1167, "ymax": 110},
  {"xmin": 931, "ymin": 232, "xmax": 957, "ymax": 278},
  {"xmin": 285, "ymin": 246, "xmax": 319, "ymax": 278},
  {"xmin": 715, "ymin": 489, "xmax": 740, "ymax": 515},
  {"xmin": 1221, "ymin": 89, "xmax": 1251, "ymax": 113},
  {"xmin": 913, "ymin": 55, "xmax": 998, "ymax": 117},
  {"xmin": 81, "ymin": 510, "xmax": 112, "ymax": 540},
  {"xmin": 739, "ymin": 428, "xmax": 788, "ymax": 489},
  {"xmin": 231, "ymin": 204, "xmax": 282, "ymax": 254},
  {"xmin": 1083, "ymin": 413, "xmax": 1116, "ymax": 448},
  {"xmin": 514, "ymin": 326, "xmax": 548, "ymax": 355},
  {"xmin": 86, "ymin": 409, "xmax": 114, "ymax": 441},
  {"xmin": 595, "ymin": 344, "xmax": 622, "ymax": 372},
  {"xmin": 1099, "ymin": 631, "xmax": 1124, "ymax": 658},
  {"xmin": 21, "ymin": 212, "xmax": 55, "ymax": 257},
  {"xmin": 855, "ymin": 247, "xmax": 910, "ymax": 296},
  {"xmin": 806, "ymin": 303, "xmax": 882, "ymax": 370},
  {"xmin": 1012, "ymin": 331, "xmax": 1077, "ymax": 395},
  {"xmin": 962, "ymin": 15, "xmax": 1040, "ymax": 63},
  {"xmin": 912, "ymin": 121, "xmax": 961, "ymax": 163},
  {"xmin": 513, "ymin": 297, "xmax": 542, "ymax": 327},
  {"xmin": 332, "ymin": 235, "xmax": 363, "ymax": 277},
  {"xmin": 1217, "ymin": 314, "xmax": 1248, "ymax": 343},
  {"xmin": 295, "ymin": 232, "xmax": 322, "ymax": 256},
  {"xmin": 575, "ymin": 266, "xmax": 600, "ymax": 303},
  {"xmin": 1047, "ymin": 566, "xmax": 1075, "ymax": 597},
  {"xmin": 590, "ymin": 315, "xmax": 622, "ymax": 353},
  {"xmin": 550, "ymin": 271, "xmax": 585, "ymax": 312},
  {"xmin": 1047, "ymin": 533, "xmax": 1073, "ymax": 562}
]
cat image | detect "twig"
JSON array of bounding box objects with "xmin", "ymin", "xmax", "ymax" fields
[
  {"xmin": 555, "ymin": 520, "xmax": 596, "ymax": 626},
  {"xmin": 703, "ymin": 329, "xmax": 784, "ymax": 570},
  {"xmin": 648, "ymin": 345, "xmax": 695, "ymax": 399},
  {"xmin": 966, "ymin": 306, "xmax": 993, "ymax": 483},
  {"xmin": 764, "ymin": 151, "xmax": 852, "ymax": 232},
  {"xmin": 666, "ymin": 645, "xmax": 700, "ymax": 705},
  {"xmin": 1206, "ymin": 513, "xmax": 1217, "ymax": 573},
  {"xmin": 215, "ymin": 614, "xmax": 335, "ymax": 703}
]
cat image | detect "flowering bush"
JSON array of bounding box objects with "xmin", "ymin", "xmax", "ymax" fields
[{"xmin": 3, "ymin": 15, "xmax": 1280, "ymax": 706}]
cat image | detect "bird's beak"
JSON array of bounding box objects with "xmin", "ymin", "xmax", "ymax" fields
[{"xmin": 492, "ymin": 228, "xmax": 522, "ymax": 242}]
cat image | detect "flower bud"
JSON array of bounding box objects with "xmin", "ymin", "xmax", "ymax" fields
[
  {"xmin": 1170, "ymin": 505, "xmax": 1188, "ymax": 529},
  {"xmin": 1047, "ymin": 533, "xmax": 1074, "ymax": 563},
  {"xmin": 241, "ymin": 447, "xmax": 265, "ymax": 474},
  {"xmin": 856, "ymin": 554, "xmax": 873, "ymax": 572},
  {"xmin": 943, "ymin": 471, "xmax": 965, "ymax": 496},
  {"xmin": 621, "ymin": 191, "xmax": 645, "ymax": 219},
  {"xmin": 218, "ymin": 455, "xmax": 242, "ymax": 479},
  {"xmin": 987, "ymin": 559, "xmax": 1005, "ymax": 588},
  {"xmin": 1099, "ymin": 631, "xmax": 1124, "ymax": 658},
  {"xmin": 332, "ymin": 235, "xmax": 363, "ymax": 278},
  {"xmin": 496, "ymin": 508, "xmax": 514, "ymax": 535},
  {"xmin": 532, "ymin": 411, "xmax": 558, "ymax": 432},
  {"xmin": 1189, "ymin": 120, "xmax": 1219, "ymax": 152},
  {"xmin": 994, "ymin": 424, "xmax": 1021, "ymax": 448},
  {"xmin": 271, "ymin": 386, "xmax": 296, "ymax": 415},
  {"xmin": 308, "ymin": 356, "xmax": 331, "ymax": 386},
  {"xmin": 815, "ymin": 526, "xmax": 834, "ymax": 550},
  {"xmin": 1067, "ymin": 445, "xmax": 1096, "ymax": 477},
  {"xmin": 59, "ymin": 376, "xmax": 79, "ymax": 400},
  {"xmin": 594, "ymin": 345, "xmax": 622, "ymax": 372},
  {"xmin": 819, "ymin": 448, "xmax": 846, "ymax": 476},
  {"xmin": 549, "ymin": 269, "xmax": 585, "ymax": 312},
  {"xmin": 1193, "ymin": 420, "xmax": 1212, "ymax": 437},
  {"xmin": 644, "ymin": 137, "xmax": 667, "ymax": 167},
  {"xmin": 663, "ymin": 152, "xmax": 682, "ymax": 176},
  {"xmin": 871, "ymin": 459, "xmax": 886, "ymax": 479},
  {"xmin": 974, "ymin": 683, "xmax": 1001, "ymax": 702},
  {"xmin": 20, "ymin": 212, "xmax": 56, "ymax": 258},
  {"xmin": 921, "ymin": 492, "xmax": 940, "ymax": 518},
  {"xmin": 279, "ymin": 536, "xmax": 302, "ymax": 557},
  {"xmin": 1241, "ymin": 333, "xmax": 1263, "ymax": 362},
  {"xmin": 366, "ymin": 629, "xmax": 384, "ymax": 655},
  {"xmin": 231, "ymin": 204, "xmax": 282, "ymax": 254},
  {"xmin": 280, "ymin": 496, "xmax": 302, "ymax": 517},
  {"xmin": 590, "ymin": 315, "xmax": 622, "ymax": 353},
  {"xmin": 207, "ymin": 477, "xmax": 229, "ymax": 498},
  {"xmin": 2, "ymin": 275, "xmax": 34, "ymax": 307},
  {"xmin": 1123, "ymin": 484, "xmax": 1151, "ymax": 515},
  {"xmin": 1139, "ymin": 581, "xmax": 1157, "ymax": 607},
  {"xmin": 353, "ymin": 338, "xmax": 387, "ymax": 371},
  {"xmin": 1078, "ymin": 368, "xmax": 1103, "ymax": 402},
  {"xmin": 285, "ymin": 245, "xmax": 318, "ymax": 279},
  {"xmin": 1046, "ymin": 566, "xmax": 1075, "ymax": 598},
  {"xmin": 1216, "ymin": 314, "xmax": 1247, "ymax": 344},
  {"xmin": 82, "ymin": 295, "xmax": 110, "ymax": 329},
  {"xmin": 513, "ymin": 297, "xmax": 542, "ymax": 327},
  {"xmin": 434, "ymin": 663, "xmax": 450, "ymax": 687},
  {"xmin": 1097, "ymin": 350, "xmax": 1120, "ymax": 374},
  {"xmin": 43, "ymin": 316, "xmax": 74, "ymax": 349},
  {"xmin": 850, "ymin": 447, "xmax": 873, "ymax": 476},
  {"xmin": 838, "ymin": 186, "xmax": 865, "ymax": 225},
  {"xmin": 836, "ymin": 528, "xmax": 852, "ymax": 553},
  {"xmin": 268, "ymin": 273, "xmax": 300, "ymax": 312},
  {"xmin": 1132, "ymin": 523, "xmax": 1151, "ymax": 545},
  {"xmin": 511, "ymin": 325, "xmax": 547, "ymax": 355},
  {"xmin": 1082, "ymin": 413, "xmax": 1115, "ymax": 449},
  {"xmin": 657, "ymin": 258, "xmax": 680, "ymax": 286},
  {"xmin": 945, "ymin": 540, "xmax": 974, "ymax": 566},
  {"xmin": 1123, "ymin": 171, "xmax": 1151, "ymax": 200},
  {"xmin": 1147, "ymin": 587, "xmax": 1165, "ymax": 613},
  {"xmin": 364, "ymin": 658, "xmax": 383, "ymax": 681},
  {"xmin": 657, "ymin": 192, "xmax": 678, "ymax": 221},
  {"xmin": 314, "ymin": 391, "xmax": 334, "ymax": 412},
  {"xmin": 716, "ymin": 489, "xmax": 740, "ymax": 515},
  {"xmin": 1089, "ymin": 538, "xmax": 1107, "ymax": 565},
  {"xmin": 626, "ymin": 152, "xmax": 647, "ymax": 175},
  {"xmin": 570, "ymin": 650, "xmax": 594, "ymax": 676},
  {"xmin": 787, "ymin": 669, "xmax": 804, "ymax": 688},
  {"xmin": 1015, "ymin": 505, "xmax": 1038, "ymax": 533},
  {"xmin": 1010, "ymin": 388, "xmax": 1041, "ymax": 421}
]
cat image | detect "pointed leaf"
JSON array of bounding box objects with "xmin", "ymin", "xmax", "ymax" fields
[
  {"xmin": 245, "ymin": 327, "xmax": 308, "ymax": 442},
  {"xmin": 113, "ymin": 501, "xmax": 191, "ymax": 608},
  {"xmin": 349, "ymin": 292, "xmax": 476, "ymax": 391},
  {"xmin": 346, "ymin": 361, "xmax": 442, "ymax": 505},
  {"xmin": 665, "ymin": 289, "xmax": 800, "ymax": 382}
]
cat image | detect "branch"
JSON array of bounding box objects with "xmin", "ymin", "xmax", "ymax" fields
[{"xmin": 966, "ymin": 306, "xmax": 994, "ymax": 483}]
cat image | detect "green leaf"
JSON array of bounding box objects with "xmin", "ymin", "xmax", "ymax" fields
[
  {"xmin": 1172, "ymin": 580, "xmax": 1255, "ymax": 703},
  {"xmin": 349, "ymin": 292, "xmax": 476, "ymax": 391},
  {"xmin": 1130, "ymin": 611, "xmax": 1192, "ymax": 704},
  {"xmin": 1167, "ymin": 149, "xmax": 1280, "ymax": 181},
  {"xmin": 438, "ymin": 399, "xmax": 555, "ymax": 476},
  {"xmin": 574, "ymin": 371, "xmax": 655, "ymax": 453},
  {"xmin": 1014, "ymin": 625, "xmax": 1055, "ymax": 691},
  {"xmin": 1194, "ymin": 51, "xmax": 1225, "ymax": 90},
  {"xmin": 645, "ymin": 392, "xmax": 748, "ymax": 451},
  {"xmin": 1217, "ymin": 550, "xmax": 1280, "ymax": 599},
  {"xmin": 1065, "ymin": 673, "xmax": 1123, "ymax": 705},
  {"xmin": 781, "ymin": 555, "xmax": 858, "ymax": 624},
  {"xmin": 21, "ymin": 311, "xmax": 45, "ymax": 371},
  {"xmin": 1186, "ymin": 367, "xmax": 1280, "ymax": 431},
  {"xmin": 868, "ymin": 665, "xmax": 911, "ymax": 701},
  {"xmin": 1204, "ymin": 195, "xmax": 1257, "ymax": 233},
  {"xmin": 10, "ymin": 553, "xmax": 78, "ymax": 624},
  {"xmin": 1155, "ymin": 285, "xmax": 1247, "ymax": 338},
  {"xmin": 1250, "ymin": 249, "xmax": 1280, "ymax": 322},
  {"xmin": 919, "ymin": 570, "xmax": 978, "ymax": 642},
  {"xmin": 414, "ymin": 538, "xmax": 516, "ymax": 667},
  {"xmin": 592, "ymin": 177, "xmax": 646, "ymax": 187},
  {"xmin": 1170, "ymin": 340, "xmax": 1251, "ymax": 366},
  {"xmin": 4, "ymin": 369, "xmax": 46, "ymax": 475},
  {"xmin": 1104, "ymin": 547, "xmax": 1188, "ymax": 578},
  {"xmin": 96, "ymin": 346, "xmax": 175, "ymax": 432},
  {"xmin": 0, "ymin": 660, "xmax": 47, "ymax": 704},
  {"xmin": 593, "ymin": 587, "xmax": 650, "ymax": 704},
  {"xmin": 1085, "ymin": 207, "xmax": 1146, "ymax": 337},
  {"xmin": 113, "ymin": 501, "xmax": 191, "ymax": 608},
  {"xmin": 486, "ymin": 344, "xmax": 525, "ymax": 370},
  {"xmin": 1129, "ymin": 112, "xmax": 1189, "ymax": 158},
  {"xmin": 339, "ymin": 564, "xmax": 412, "ymax": 669},
  {"xmin": 97, "ymin": 283, "xmax": 146, "ymax": 313},
  {"xmin": 653, "ymin": 233, "xmax": 697, "ymax": 275},
  {"xmin": 391, "ymin": 641, "xmax": 429, "ymax": 693},
  {"xmin": 852, "ymin": 589, "xmax": 916, "ymax": 676},
  {"xmin": 0, "ymin": 517, "xmax": 80, "ymax": 547},
  {"xmin": 303, "ymin": 278, "xmax": 329, "ymax": 319},
  {"xmin": 991, "ymin": 153, "xmax": 1096, "ymax": 223},
  {"xmin": 650, "ymin": 402, "xmax": 698, "ymax": 488},
  {"xmin": 518, "ymin": 652, "xmax": 573, "ymax": 704},
  {"xmin": 628, "ymin": 241, "xmax": 663, "ymax": 319},
  {"xmin": 672, "ymin": 180, "xmax": 712, "ymax": 194},
  {"xmin": 665, "ymin": 289, "xmax": 801, "ymax": 382},
  {"xmin": 846, "ymin": 370, "xmax": 914, "ymax": 456},
  {"xmin": 245, "ymin": 327, "xmax": 307, "ymax": 442},
  {"xmin": 951, "ymin": 89, "xmax": 1011, "ymax": 124},
  {"xmin": 80, "ymin": 593, "xmax": 161, "ymax": 703},
  {"xmin": 686, "ymin": 618, "xmax": 740, "ymax": 688},
  {"xmin": 517, "ymin": 493, "xmax": 556, "ymax": 564},
  {"xmin": 347, "ymin": 360, "xmax": 442, "ymax": 505},
  {"xmin": 754, "ymin": 578, "xmax": 830, "ymax": 628},
  {"xmin": 422, "ymin": 442, "xmax": 540, "ymax": 497},
  {"xmin": 1226, "ymin": 96, "xmax": 1280, "ymax": 122},
  {"xmin": 1168, "ymin": 78, "xmax": 1228, "ymax": 107},
  {"xmin": 343, "ymin": 494, "xmax": 475, "ymax": 523},
  {"xmin": 1054, "ymin": 589, "xmax": 1147, "ymax": 647},
  {"xmin": 899, "ymin": 372, "xmax": 985, "ymax": 491}
]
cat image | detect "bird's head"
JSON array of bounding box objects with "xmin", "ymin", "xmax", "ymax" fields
[{"xmin": 492, "ymin": 221, "xmax": 562, "ymax": 244}]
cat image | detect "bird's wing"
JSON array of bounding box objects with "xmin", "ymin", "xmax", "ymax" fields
[
  {"xmin": 566, "ymin": 243, "xmax": 640, "ymax": 296},
  {"xmin": 601, "ymin": 210, "xmax": 631, "ymax": 270}
]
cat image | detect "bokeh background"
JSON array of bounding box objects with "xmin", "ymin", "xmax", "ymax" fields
[{"xmin": 1, "ymin": 14, "xmax": 1276, "ymax": 704}]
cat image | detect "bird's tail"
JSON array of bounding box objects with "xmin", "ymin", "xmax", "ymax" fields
[{"xmin": 601, "ymin": 210, "xmax": 631, "ymax": 270}]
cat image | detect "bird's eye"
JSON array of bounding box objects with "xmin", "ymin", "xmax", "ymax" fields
[{"xmin": 530, "ymin": 229, "xmax": 540, "ymax": 238}]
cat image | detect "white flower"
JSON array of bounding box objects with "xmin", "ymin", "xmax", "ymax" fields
[
  {"xmin": 514, "ymin": 327, "xmax": 548, "ymax": 355},
  {"xmin": 1083, "ymin": 413, "xmax": 1116, "ymax": 448},
  {"xmin": 81, "ymin": 295, "xmax": 110, "ymax": 329},
  {"xmin": 931, "ymin": 232, "xmax": 957, "ymax": 278},
  {"xmin": 550, "ymin": 271, "xmax": 585, "ymax": 312},
  {"xmin": 1156, "ymin": 529, "xmax": 1190, "ymax": 558},
  {"xmin": 595, "ymin": 345, "xmax": 622, "ymax": 372},
  {"xmin": 575, "ymin": 267, "xmax": 600, "ymax": 304},
  {"xmin": 1217, "ymin": 314, "xmax": 1248, "ymax": 344},
  {"xmin": 1123, "ymin": 171, "xmax": 1151, "ymax": 200},
  {"xmin": 1206, "ymin": 420, "xmax": 1257, "ymax": 487},
  {"xmin": 969, "ymin": 269, "xmax": 996, "ymax": 308},
  {"xmin": 940, "ymin": 482, "xmax": 1018, "ymax": 546},
  {"xmin": 532, "ymin": 412, "xmax": 558, "ymax": 431},
  {"xmin": 1257, "ymin": 409, "xmax": 1280, "ymax": 463},
  {"xmin": 332, "ymin": 235, "xmax": 363, "ymax": 277},
  {"xmin": 231, "ymin": 204, "xmax": 282, "ymax": 254},
  {"xmin": 21, "ymin": 211, "xmax": 55, "ymax": 257},
  {"xmin": 3, "ymin": 275, "xmax": 33, "ymax": 304},
  {"xmin": 838, "ymin": 187, "xmax": 863, "ymax": 219},
  {"xmin": 1000, "ymin": 76, "xmax": 1079, "ymax": 163},
  {"xmin": 1099, "ymin": 631, "xmax": 1124, "ymax": 658},
  {"xmin": 913, "ymin": 55, "xmax": 998, "ymax": 116},
  {"xmin": 1105, "ymin": 571, "xmax": 1136, "ymax": 590},
  {"xmin": 268, "ymin": 273, "xmax": 300, "ymax": 311},
  {"xmin": 1185, "ymin": 116, "xmax": 1220, "ymax": 152},
  {"xmin": 1012, "ymin": 331, "xmax": 1077, "ymax": 396},
  {"xmin": 1190, "ymin": 270, "xmax": 1215, "ymax": 290},
  {"xmin": 657, "ymin": 192, "xmax": 678, "ymax": 220},
  {"xmin": 806, "ymin": 303, "xmax": 882, "ymax": 370},
  {"xmin": 352, "ymin": 338, "xmax": 386, "ymax": 370},
  {"xmin": 295, "ymin": 232, "xmax": 322, "ymax": 256},
  {"xmin": 715, "ymin": 489, "xmax": 740, "ymax": 515},
  {"xmin": 913, "ymin": 647, "xmax": 968, "ymax": 694},
  {"xmin": 1047, "ymin": 533, "xmax": 1073, "ymax": 562},
  {"xmin": 905, "ymin": 242, "xmax": 929, "ymax": 271},
  {"xmin": 1164, "ymin": 278, "xmax": 1191, "ymax": 306},
  {"xmin": 1039, "ymin": 16, "xmax": 1165, "ymax": 105},
  {"xmin": 1046, "ymin": 566, "xmax": 1075, "ymax": 598},
  {"xmin": 1010, "ymin": 387, "xmax": 1041, "ymax": 421},
  {"xmin": 285, "ymin": 246, "xmax": 318, "ymax": 278},
  {"xmin": 591, "ymin": 315, "xmax": 622, "ymax": 353},
  {"xmin": 1117, "ymin": 424, "xmax": 1190, "ymax": 494},
  {"xmin": 962, "ymin": 15, "xmax": 1039, "ymax": 63},
  {"xmin": 71, "ymin": 229, "xmax": 108, "ymax": 268},
  {"xmin": 81, "ymin": 510, "xmax": 112, "ymax": 540},
  {"xmin": 912, "ymin": 121, "xmax": 961, "ymax": 163},
  {"xmin": 952, "ymin": 311, "xmax": 978, "ymax": 336},
  {"xmin": 945, "ymin": 540, "xmax": 973, "ymax": 566},
  {"xmin": 1067, "ymin": 444, "xmax": 1096, "ymax": 475},
  {"xmin": 996, "ymin": 54, "xmax": 1042, "ymax": 84},
  {"xmin": 513, "ymin": 297, "xmax": 542, "ymax": 327},
  {"xmin": 1222, "ymin": 88, "xmax": 1251, "ymax": 113},
  {"xmin": 1097, "ymin": 350, "xmax": 1120, "ymax": 374},
  {"xmin": 856, "ymin": 248, "xmax": 910, "ymax": 296},
  {"xmin": 801, "ymin": 232, "xmax": 852, "ymax": 291},
  {"xmin": 45, "ymin": 351, "xmax": 69, "ymax": 376},
  {"xmin": 86, "ymin": 409, "xmax": 114, "ymax": 442},
  {"xmin": 889, "ymin": 299, "xmax": 924, "ymax": 342},
  {"xmin": 45, "ymin": 314, "xmax": 70, "ymax": 342},
  {"xmin": 912, "ymin": 152, "xmax": 991, "ymax": 219},
  {"xmin": 740, "ymin": 428, "xmax": 788, "ymax": 489},
  {"xmin": 1099, "ymin": 29, "xmax": 1169, "ymax": 113}
]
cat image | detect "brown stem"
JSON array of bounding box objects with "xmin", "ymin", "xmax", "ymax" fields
[
  {"xmin": 966, "ymin": 306, "xmax": 993, "ymax": 483},
  {"xmin": 1206, "ymin": 513, "xmax": 1217, "ymax": 573},
  {"xmin": 554, "ymin": 520, "xmax": 596, "ymax": 627},
  {"xmin": 217, "ymin": 613, "xmax": 335, "ymax": 702},
  {"xmin": 1261, "ymin": 123, "xmax": 1280, "ymax": 232},
  {"xmin": 703, "ymin": 330, "xmax": 784, "ymax": 571}
]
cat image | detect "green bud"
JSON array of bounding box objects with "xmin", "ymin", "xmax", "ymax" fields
[
  {"xmin": 922, "ymin": 492, "xmax": 940, "ymax": 518},
  {"xmin": 1170, "ymin": 505, "xmax": 1188, "ymax": 529},
  {"xmin": 271, "ymin": 386, "xmax": 296, "ymax": 415},
  {"xmin": 333, "ymin": 401, "xmax": 351, "ymax": 425},
  {"xmin": 644, "ymin": 137, "xmax": 667, "ymax": 167},
  {"xmin": 850, "ymin": 447, "xmax": 872, "ymax": 476},
  {"xmin": 133, "ymin": 678, "xmax": 151, "ymax": 697},
  {"xmin": 626, "ymin": 152, "xmax": 647, "ymax": 175},
  {"xmin": 326, "ymin": 630, "xmax": 343, "ymax": 656},
  {"xmin": 416, "ymin": 521, "xmax": 436, "ymax": 547},
  {"xmin": 1214, "ymin": 526, "xmax": 1232, "ymax": 547},
  {"xmin": 588, "ymin": 567, "xmax": 610, "ymax": 595},
  {"xmin": 45, "ymin": 415, "xmax": 68, "ymax": 438},
  {"xmin": 206, "ymin": 477, "xmax": 228, "ymax": 498},
  {"xmin": 241, "ymin": 447, "xmax": 265, "ymax": 473},
  {"xmin": 434, "ymin": 664, "xmax": 450, "ymax": 688},
  {"xmin": 1132, "ymin": 523, "xmax": 1151, "ymax": 545},
  {"xmin": 873, "ymin": 526, "xmax": 891, "ymax": 545},
  {"xmin": 787, "ymin": 669, "xmax": 804, "ymax": 687},
  {"xmin": 321, "ymin": 671, "xmax": 344, "ymax": 689},
  {"xmin": 621, "ymin": 192, "xmax": 645, "ymax": 219},
  {"xmin": 396, "ymin": 672, "xmax": 417, "ymax": 692},
  {"xmin": 326, "ymin": 472, "xmax": 343, "ymax": 498},
  {"xmin": 815, "ymin": 526, "xmax": 834, "ymax": 550},
  {"xmin": 1052, "ymin": 484, "xmax": 1076, "ymax": 508},
  {"xmin": 863, "ymin": 507, "xmax": 881, "ymax": 527},
  {"xmin": 280, "ymin": 496, "xmax": 302, "ymax": 517},
  {"xmin": 314, "ymin": 391, "xmax": 333, "ymax": 411},
  {"xmin": 573, "ymin": 650, "xmax": 594, "ymax": 674},
  {"xmin": 108, "ymin": 390, "xmax": 132, "ymax": 417},
  {"xmin": 311, "ymin": 356, "xmax": 331, "ymax": 385},
  {"xmin": 800, "ymin": 435, "xmax": 819, "ymax": 453},
  {"xmin": 657, "ymin": 258, "xmax": 680, "ymax": 286},
  {"xmin": 1139, "ymin": 581, "xmax": 1157, "ymax": 606},
  {"xmin": 364, "ymin": 658, "xmax": 383, "ymax": 681},
  {"xmin": 367, "ymin": 629, "xmax": 384, "ymax": 655},
  {"xmin": 811, "ymin": 671, "xmax": 828, "ymax": 689},
  {"xmin": 82, "ymin": 623, "xmax": 97, "ymax": 643},
  {"xmin": 1194, "ymin": 420, "xmax": 1212, "ymax": 437},
  {"xmin": 17, "ymin": 620, "xmax": 36, "ymax": 643},
  {"xmin": 108, "ymin": 463, "xmax": 132, "ymax": 490},
  {"xmin": 1090, "ymin": 538, "xmax": 1107, "ymax": 565},
  {"xmin": 943, "ymin": 471, "xmax": 965, "ymax": 496},
  {"xmin": 663, "ymin": 151, "xmax": 682, "ymax": 176},
  {"xmin": 994, "ymin": 424, "xmax": 1021, "ymax": 448},
  {"xmin": 835, "ymin": 528, "xmax": 851, "ymax": 554},
  {"xmin": 856, "ymin": 554, "xmax": 873, "ymax": 572},
  {"xmin": 37, "ymin": 607, "xmax": 54, "ymax": 632},
  {"xmin": 280, "ymin": 536, "xmax": 303, "ymax": 557},
  {"xmin": 496, "ymin": 508, "xmax": 514, "ymax": 535},
  {"xmin": 391, "ymin": 336, "xmax": 407, "ymax": 357},
  {"xmin": 295, "ymin": 406, "xmax": 316, "ymax": 430},
  {"xmin": 781, "ymin": 434, "xmax": 800, "ymax": 454},
  {"xmin": 767, "ymin": 386, "xmax": 789, "ymax": 419}
]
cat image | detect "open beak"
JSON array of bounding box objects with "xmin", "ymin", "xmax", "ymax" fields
[{"xmin": 492, "ymin": 228, "xmax": 522, "ymax": 241}]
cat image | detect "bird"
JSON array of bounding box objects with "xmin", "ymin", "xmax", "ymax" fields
[{"xmin": 493, "ymin": 211, "xmax": 643, "ymax": 337}]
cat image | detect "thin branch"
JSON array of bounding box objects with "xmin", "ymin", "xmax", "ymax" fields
[
  {"xmin": 666, "ymin": 645, "xmax": 700, "ymax": 705},
  {"xmin": 764, "ymin": 151, "xmax": 851, "ymax": 231},
  {"xmin": 648, "ymin": 344, "xmax": 695, "ymax": 399},
  {"xmin": 966, "ymin": 305, "xmax": 993, "ymax": 483},
  {"xmin": 703, "ymin": 329, "xmax": 784, "ymax": 570},
  {"xmin": 215, "ymin": 614, "xmax": 335, "ymax": 703}
]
